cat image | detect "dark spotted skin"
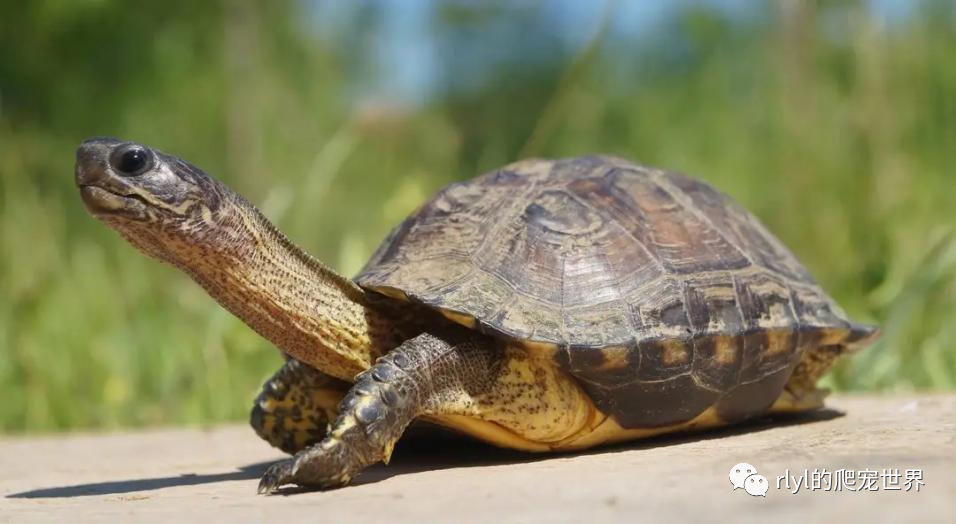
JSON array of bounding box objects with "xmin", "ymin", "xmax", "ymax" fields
[
  {"xmin": 250, "ymin": 359, "xmax": 350, "ymax": 454},
  {"xmin": 357, "ymin": 156, "xmax": 878, "ymax": 429}
]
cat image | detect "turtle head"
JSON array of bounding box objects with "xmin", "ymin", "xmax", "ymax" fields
[
  {"xmin": 74, "ymin": 137, "xmax": 404, "ymax": 380},
  {"xmin": 75, "ymin": 137, "xmax": 238, "ymax": 265}
]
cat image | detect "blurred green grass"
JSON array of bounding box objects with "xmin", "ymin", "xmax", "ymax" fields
[{"xmin": 1, "ymin": 1, "xmax": 955, "ymax": 432}]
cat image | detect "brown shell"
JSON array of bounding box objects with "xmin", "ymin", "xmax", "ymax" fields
[{"xmin": 356, "ymin": 156, "xmax": 875, "ymax": 428}]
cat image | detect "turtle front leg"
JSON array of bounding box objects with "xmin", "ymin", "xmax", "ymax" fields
[
  {"xmin": 257, "ymin": 330, "xmax": 500, "ymax": 492},
  {"xmin": 250, "ymin": 358, "xmax": 351, "ymax": 455}
]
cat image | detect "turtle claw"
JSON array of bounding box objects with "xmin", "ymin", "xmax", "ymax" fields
[
  {"xmin": 257, "ymin": 447, "xmax": 355, "ymax": 493},
  {"xmin": 258, "ymin": 459, "xmax": 296, "ymax": 494}
]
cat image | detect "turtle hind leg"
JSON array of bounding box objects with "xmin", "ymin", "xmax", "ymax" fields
[
  {"xmin": 250, "ymin": 358, "xmax": 351, "ymax": 455},
  {"xmin": 769, "ymin": 344, "xmax": 846, "ymax": 413}
]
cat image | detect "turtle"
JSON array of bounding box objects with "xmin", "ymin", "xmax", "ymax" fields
[{"xmin": 74, "ymin": 137, "xmax": 879, "ymax": 492}]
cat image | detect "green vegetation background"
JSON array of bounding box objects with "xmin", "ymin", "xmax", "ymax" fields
[{"xmin": 1, "ymin": 1, "xmax": 954, "ymax": 432}]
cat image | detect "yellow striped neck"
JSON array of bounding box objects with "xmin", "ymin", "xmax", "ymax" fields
[{"xmin": 178, "ymin": 197, "xmax": 407, "ymax": 381}]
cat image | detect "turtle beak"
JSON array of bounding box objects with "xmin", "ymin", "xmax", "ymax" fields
[{"xmin": 75, "ymin": 136, "xmax": 121, "ymax": 187}]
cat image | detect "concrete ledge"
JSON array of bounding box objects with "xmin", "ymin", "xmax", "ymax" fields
[{"xmin": 2, "ymin": 394, "xmax": 954, "ymax": 523}]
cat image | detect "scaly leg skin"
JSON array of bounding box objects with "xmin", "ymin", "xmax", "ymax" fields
[
  {"xmin": 250, "ymin": 358, "xmax": 351, "ymax": 455},
  {"xmin": 257, "ymin": 330, "xmax": 504, "ymax": 492}
]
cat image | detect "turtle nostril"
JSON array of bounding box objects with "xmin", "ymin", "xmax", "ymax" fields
[
  {"xmin": 76, "ymin": 137, "xmax": 126, "ymax": 183},
  {"xmin": 75, "ymin": 144, "xmax": 106, "ymax": 186}
]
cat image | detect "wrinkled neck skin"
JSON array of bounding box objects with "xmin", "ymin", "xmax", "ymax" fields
[{"xmin": 155, "ymin": 193, "xmax": 421, "ymax": 381}]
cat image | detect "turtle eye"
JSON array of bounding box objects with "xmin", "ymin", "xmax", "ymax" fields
[{"xmin": 110, "ymin": 144, "xmax": 152, "ymax": 176}]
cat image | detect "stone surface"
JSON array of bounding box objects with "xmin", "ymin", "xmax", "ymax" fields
[{"xmin": 1, "ymin": 394, "xmax": 954, "ymax": 523}]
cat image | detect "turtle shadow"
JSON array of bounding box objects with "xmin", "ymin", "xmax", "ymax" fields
[
  {"xmin": 7, "ymin": 461, "xmax": 274, "ymax": 499},
  {"xmin": 7, "ymin": 408, "xmax": 842, "ymax": 499}
]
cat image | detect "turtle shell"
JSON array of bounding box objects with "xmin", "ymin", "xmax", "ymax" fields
[{"xmin": 356, "ymin": 156, "xmax": 876, "ymax": 428}]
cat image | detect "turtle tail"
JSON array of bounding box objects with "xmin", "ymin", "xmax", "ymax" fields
[{"xmin": 844, "ymin": 322, "xmax": 881, "ymax": 349}]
